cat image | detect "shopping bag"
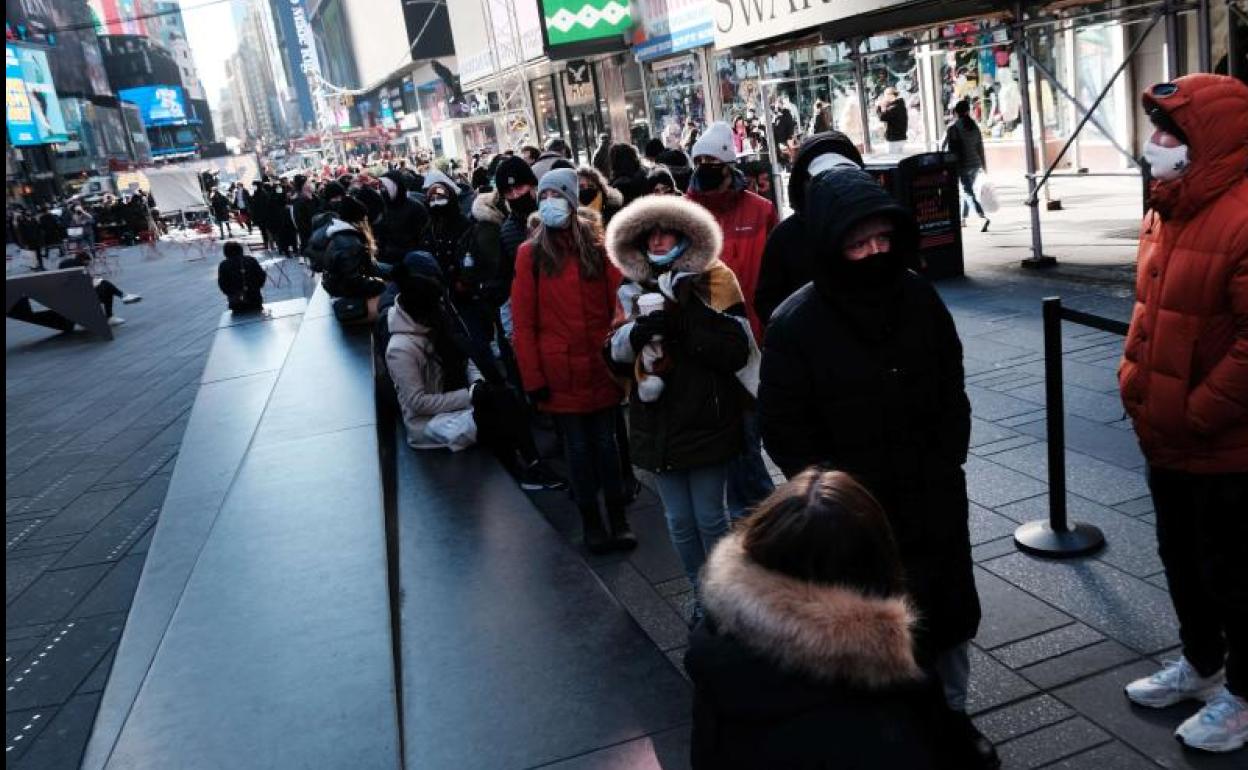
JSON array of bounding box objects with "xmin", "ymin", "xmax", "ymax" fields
[
  {"xmin": 424, "ymin": 409, "xmax": 478, "ymax": 452},
  {"xmin": 974, "ymin": 173, "xmax": 1001, "ymax": 214}
]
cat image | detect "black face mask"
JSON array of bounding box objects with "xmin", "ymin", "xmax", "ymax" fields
[
  {"xmin": 694, "ymin": 164, "xmax": 726, "ymax": 190},
  {"xmin": 507, "ymin": 194, "xmax": 537, "ymax": 219},
  {"xmin": 579, "ymin": 188, "xmax": 599, "ymax": 206},
  {"xmin": 839, "ymin": 252, "xmax": 901, "ymax": 290}
]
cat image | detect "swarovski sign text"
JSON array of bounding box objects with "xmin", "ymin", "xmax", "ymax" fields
[{"xmin": 712, "ymin": 0, "xmax": 912, "ymax": 49}]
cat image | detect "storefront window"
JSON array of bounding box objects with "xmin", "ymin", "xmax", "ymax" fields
[
  {"xmin": 935, "ymin": 22, "xmax": 1022, "ymax": 144},
  {"xmin": 561, "ymin": 67, "xmax": 604, "ymax": 165},
  {"xmin": 530, "ymin": 75, "xmax": 563, "ymax": 147},
  {"xmin": 647, "ymin": 54, "xmax": 706, "ymax": 149},
  {"xmin": 463, "ymin": 120, "xmax": 499, "ymax": 157},
  {"xmin": 620, "ymin": 59, "xmax": 650, "ymax": 147},
  {"xmin": 861, "ymin": 35, "xmax": 921, "ymax": 154}
]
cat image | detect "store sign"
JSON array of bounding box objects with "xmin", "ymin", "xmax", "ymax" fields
[
  {"xmin": 6, "ymin": 44, "xmax": 69, "ymax": 146},
  {"xmin": 632, "ymin": 0, "xmax": 715, "ymax": 62},
  {"xmin": 713, "ymin": 0, "xmax": 912, "ymax": 50},
  {"xmin": 540, "ymin": 0, "xmax": 631, "ymax": 57},
  {"xmin": 118, "ymin": 85, "xmax": 191, "ymax": 127}
]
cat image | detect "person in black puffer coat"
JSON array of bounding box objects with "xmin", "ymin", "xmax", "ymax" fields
[
  {"xmin": 755, "ymin": 131, "xmax": 863, "ymax": 326},
  {"xmin": 759, "ymin": 168, "xmax": 995, "ymax": 769},
  {"xmin": 609, "ymin": 143, "xmax": 649, "ymax": 205},
  {"xmin": 375, "ymin": 171, "xmax": 427, "ymax": 266},
  {"xmin": 687, "ymin": 469, "xmax": 973, "ymax": 770},
  {"xmin": 656, "ymin": 147, "xmax": 693, "ymax": 193},
  {"xmin": 306, "ymin": 195, "xmax": 387, "ymax": 318},
  {"xmin": 417, "ymin": 169, "xmax": 471, "ymax": 288}
]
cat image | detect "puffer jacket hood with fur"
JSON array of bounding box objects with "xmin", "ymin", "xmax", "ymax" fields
[{"xmin": 605, "ymin": 195, "xmax": 723, "ymax": 283}]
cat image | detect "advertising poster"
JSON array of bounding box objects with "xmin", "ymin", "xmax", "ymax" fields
[{"xmin": 6, "ymin": 44, "xmax": 69, "ymax": 145}]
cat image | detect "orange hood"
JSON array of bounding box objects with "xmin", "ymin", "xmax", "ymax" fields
[{"xmin": 1144, "ymin": 73, "xmax": 1248, "ymax": 220}]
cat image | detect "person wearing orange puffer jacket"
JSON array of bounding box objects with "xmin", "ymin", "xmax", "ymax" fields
[{"xmin": 1119, "ymin": 74, "xmax": 1248, "ymax": 754}]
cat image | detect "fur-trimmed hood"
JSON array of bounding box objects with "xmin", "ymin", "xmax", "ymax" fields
[
  {"xmin": 470, "ymin": 190, "xmax": 507, "ymax": 226},
  {"xmin": 700, "ymin": 532, "xmax": 922, "ymax": 689},
  {"xmin": 605, "ymin": 195, "xmax": 723, "ymax": 283}
]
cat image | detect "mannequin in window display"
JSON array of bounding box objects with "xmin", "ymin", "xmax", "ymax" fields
[{"xmin": 996, "ymin": 68, "xmax": 1022, "ymax": 133}]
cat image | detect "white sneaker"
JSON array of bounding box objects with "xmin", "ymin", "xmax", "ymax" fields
[
  {"xmin": 1176, "ymin": 687, "xmax": 1248, "ymax": 753},
  {"xmin": 1125, "ymin": 657, "xmax": 1225, "ymax": 708},
  {"xmin": 108, "ymin": 316, "xmax": 126, "ymax": 327},
  {"xmin": 121, "ymin": 293, "xmax": 142, "ymax": 304}
]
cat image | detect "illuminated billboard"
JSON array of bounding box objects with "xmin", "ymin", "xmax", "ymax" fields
[
  {"xmin": 539, "ymin": 0, "xmax": 630, "ymax": 59},
  {"xmin": 118, "ymin": 85, "xmax": 194, "ymax": 128},
  {"xmin": 6, "ymin": 44, "xmax": 69, "ymax": 146}
]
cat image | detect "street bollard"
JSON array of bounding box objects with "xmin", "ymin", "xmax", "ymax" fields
[{"xmin": 1013, "ymin": 297, "xmax": 1107, "ymax": 558}]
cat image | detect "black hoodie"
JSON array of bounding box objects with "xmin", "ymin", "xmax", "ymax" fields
[
  {"xmin": 375, "ymin": 171, "xmax": 428, "ymax": 265},
  {"xmin": 759, "ymin": 169, "xmax": 978, "ymax": 658},
  {"xmin": 755, "ymin": 132, "xmax": 863, "ymax": 324}
]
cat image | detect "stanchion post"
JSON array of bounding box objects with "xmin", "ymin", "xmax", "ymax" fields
[{"xmin": 1014, "ymin": 297, "xmax": 1107, "ymax": 558}]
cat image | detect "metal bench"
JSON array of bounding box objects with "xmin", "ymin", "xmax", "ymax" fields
[{"xmin": 5, "ymin": 267, "xmax": 113, "ymax": 339}]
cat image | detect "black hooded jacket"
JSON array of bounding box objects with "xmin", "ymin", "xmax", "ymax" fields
[
  {"xmin": 755, "ymin": 132, "xmax": 863, "ymax": 324},
  {"xmin": 375, "ymin": 172, "xmax": 428, "ymax": 265},
  {"xmin": 758, "ymin": 169, "xmax": 978, "ymax": 657}
]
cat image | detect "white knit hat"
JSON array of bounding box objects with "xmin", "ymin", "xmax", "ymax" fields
[{"xmin": 690, "ymin": 121, "xmax": 736, "ymax": 163}]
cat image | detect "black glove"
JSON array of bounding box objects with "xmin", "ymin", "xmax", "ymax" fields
[
  {"xmin": 629, "ymin": 312, "xmax": 668, "ymax": 352},
  {"xmin": 527, "ymin": 386, "xmax": 551, "ymax": 404},
  {"xmin": 471, "ymin": 380, "xmax": 500, "ymax": 409}
]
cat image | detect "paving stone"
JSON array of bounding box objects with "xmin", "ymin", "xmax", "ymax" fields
[
  {"xmin": 76, "ymin": 647, "xmax": 115, "ymax": 695},
  {"xmin": 970, "ymin": 504, "xmax": 1021, "ymax": 545},
  {"xmin": 595, "ymin": 562, "xmax": 691, "ymax": 652},
  {"xmin": 665, "ymin": 648, "xmax": 689, "ymax": 682},
  {"xmin": 9, "ymin": 693, "xmax": 102, "ymax": 770},
  {"xmin": 1011, "ymin": 414, "xmax": 1146, "ymax": 471},
  {"xmin": 984, "ymin": 554, "xmax": 1178, "ymax": 654},
  {"xmin": 5, "ymin": 613, "xmax": 125, "ymax": 712},
  {"xmin": 1008, "ymin": 381, "xmax": 1127, "ymax": 424},
  {"xmin": 1017, "ymin": 639, "xmax": 1140, "ymax": 689},
  {"xmin": 6, "ymin": 468, "xmax": 111, "ymax": 518},
  {"xmin": 20, "ymin": 485, "xmax": 136, "ymax": 541},
  {"xmin": 1113, "ymin": 496, "xmax": 1154, "ymax": 517},
  {"xmin": 974, "ymin": 568, "xmax": 1072, "ymax": 649},
  {"xmin": 972, "ymin": 694, "xmax": 1075, "ymax": 744},
  {"xmin": 52, "ymin": 474, "xmax": 167, "ymax": 569},
  {"xmin": 970, "ymin": 434, "xmax": 1042, "ymax": 457},
  {"xmin": 997, "ymin": 494, "xmax": 1162, "ymax": 578},
  {"xmin": 970, "ymin": 417, "xmax": 1019, "ymax": 447},
  {"xmin": 967, "ymin": 386, "xmax": 1045, "ymax": 421},
  {"xmin": 537, "ymin": 725, "xmax": 691, "ymax": 770},
  {"xmin": 1016, "ymin": 358, "xmax": 1121, "ymax": 394},
  {"xmin": 972, "ymin": 536, "xmax": 1018, "ymax": 563},
  {"xmin": 91, "ymin": 440, "xmax": 179, "ymax": 486},
  {"xmin": 4, "ymin": 707, "xmax": 54, "ymax": 765},
  {"xmin": 965, "ymin": 456, "xmax": 1049, "ymax": 509},
  {"xmin": 996, "ymin": 717, "xmax": 1112, "ymax": 768},
  {"xmin": 5, "ymin": 564, "xmax": 111, "ymax": 626},
  {"xmin": 70, "ymin": 554, "xmax": 146, "ymax": 618},
  {"xmin": 1038, "ymin": 741, "xmax": 1156, "ymax": 769},
  {"xmin": 1054, "ymin": 662, "xmax": 1246, "ymax": 770},
  {"xmin": 6, "ymin": 517, "xmax": 48, "ymax": 551},
  {"xmin": 990, "ymin": 623, "xmax": 1105, "ymax": 669},
  {"xmin": 654, "ymin": 577, "xmax": 693, "ymax": 598},
  {"xmin": 997, "ymin": 409, "xmax": 1051, "ymax": 428},
  {"xmin": 967, "ymin": 645, "xmax": 1037, "ymax": 714},
  {"xmin": 988, "ymin": 443, "xmax": 1149, "ymax": 507}
]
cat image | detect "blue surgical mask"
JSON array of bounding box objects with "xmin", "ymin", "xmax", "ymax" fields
[
  {"xmin": 539, "ymin": 197, "xmax": 571, "ymax": 228},
  {"xmin": 647, "ymin": 238, "xmax": 689, "ymax": 267}
]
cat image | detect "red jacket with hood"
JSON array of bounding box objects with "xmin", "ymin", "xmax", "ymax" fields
[
  {"xmin": 511, "ymin": 212, "xmax": 624, "ymax": 414},
  {"xmin": 1119, "ymin": 74, "xmax": 1248, "ymax": 473}
]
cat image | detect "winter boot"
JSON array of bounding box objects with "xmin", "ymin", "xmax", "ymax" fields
[
  {"xmin": 579, "ymin": 503, "xmax": 612, "ymax": 555},
  {"xmin": 606, "ymin": 499, "xmax": 638, "ymax": 552}
]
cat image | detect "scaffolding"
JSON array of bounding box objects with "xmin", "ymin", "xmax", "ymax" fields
[{"xmin": 481, "ymin": 0, "xmax": 537, "ymax": 152}]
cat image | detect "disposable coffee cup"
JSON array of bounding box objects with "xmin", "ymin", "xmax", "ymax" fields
[{"xmin": 637, "ymin": 292, "xmax": 665, "ymax": 316}]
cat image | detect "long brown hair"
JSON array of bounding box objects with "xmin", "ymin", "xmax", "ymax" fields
[
  {"xmin": 530, "ymin": 208, "xmax": 606, "ymax": 280},
  {"xmin": 740, "ymin": 469, "xmax": 905, "ymax": 598}
]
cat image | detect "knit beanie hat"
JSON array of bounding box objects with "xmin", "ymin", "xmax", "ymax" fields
[
  {"xmin": 690, "ymin": 121, "xmax": 736, "ymax": 163},
  {"xmin": 495, "ymin": 155, "xmax": 539, "ymax": 194},
  {"xmin": 536, "ymin": 168, "xmax": 579, "ymax": 210}
]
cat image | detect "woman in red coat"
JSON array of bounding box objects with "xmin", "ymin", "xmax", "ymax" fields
[{"xmin": 511, "ymin": 168, "xmax": 633, "ymax": 554}]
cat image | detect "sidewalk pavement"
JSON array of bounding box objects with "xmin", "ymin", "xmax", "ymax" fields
[{"xmin": 7, "ymin": 176, "xmax": 1235, "ymax": 769}]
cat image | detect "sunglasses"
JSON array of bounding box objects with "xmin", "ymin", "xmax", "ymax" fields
[{"xmin": 1150, "ymin": 82, "xmax": 1179, "ymax": 98}]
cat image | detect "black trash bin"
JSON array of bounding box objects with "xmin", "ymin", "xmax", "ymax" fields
[{"xmin": 865, "ymin": 152, "xmax": 965, "ymax": 279}]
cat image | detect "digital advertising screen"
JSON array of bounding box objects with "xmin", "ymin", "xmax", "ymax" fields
[
  {"xmin": 6, "ymin": 44, "xmax": 70, "ymax": 146},
  {"xmin": 118, "ymin": 85, "xmax": 193, "ymax": 128}
]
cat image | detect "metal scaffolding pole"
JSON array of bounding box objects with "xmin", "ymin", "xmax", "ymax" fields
[
  {"xmin": 1197, "ymin": 0, "xmax": 1212, "ymax": 71},
  {"xmin": 852, "ymin": 41, "xmax": 874, "ymax": 156},
  {"xmin": 1015, "ymin": 2, "xmax": 1053, "ymax": 268},
  {"xmin": 1165, "ymin": 0, "xmax": 1182, "ymax": 77},
  {"xmin": 1025, "ymin": 8, "xmax": 1163, "ymax": 206}
]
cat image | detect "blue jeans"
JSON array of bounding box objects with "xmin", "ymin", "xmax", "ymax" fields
[
  {"xmin": 959, "ymin": 169, "xmax": 985, "ymax": 219},
  {"xmin": 726, "ymin": 410, "xmax": 774, "ymax": 520},
  {"xmin": 553, "ymin": 409, "xmax": 625, "ymax": 509},
  {"xmin": 653, "ymin": 464, "xmax": 731, "ymax": 588}
]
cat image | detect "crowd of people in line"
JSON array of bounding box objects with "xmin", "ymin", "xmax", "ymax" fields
[
  {"xmin": 208, "ymin": 73, "xmax": 1242, "ymax": 764},
  {"xmin": 7, "ymin": 190, "xmax": 160, "ymax": 271}
]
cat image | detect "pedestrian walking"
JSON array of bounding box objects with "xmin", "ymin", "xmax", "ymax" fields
[
  {"xmin": 944, "ymin": 99, "xmax": 990, "ymax": 232},
  {"xmin": 1119, "ymin": 74, "xmax": 1248, "ymax": 755},
  {"xmin": 686, "ymin": 469, "xmax": 975, "ymax": 769},
  {"xmin": 210, "ymin": 187, "xmax": 233, "ymax": 238},
  {"xmin": 687, "ymin": 121, "xmax": 777, "ymax": 520},
  {"xmin": 575, "ymin": 166, "xmax": 623, "ymax": 226},
  {"xmin": 511, "ymin": 169, "xmax": 634, "ymax": 554},
  {"xmin": 606, "ymin": 195, "xmax": 752, "ymax": 621},
  {"xmin": 758, "ymin": 167, "xmax": 995, "ymax": 768}
]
